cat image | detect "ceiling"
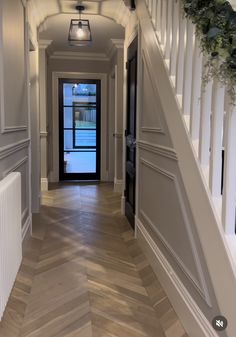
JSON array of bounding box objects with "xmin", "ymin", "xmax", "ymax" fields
[
  {"xmin": 39, "ymin": 13, "xmax": 125, "ymax": 55},
  {"xmin": 30, "ymin": 0, "xmax": 128, "ymax": 56}
]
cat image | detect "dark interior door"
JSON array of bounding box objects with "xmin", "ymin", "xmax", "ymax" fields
[
  {"xmin": 125, "ymin": 36, "xmax": 138, "ymax": 228},
  {"xmin": 59, "ymin": 79, "xmax": 101, "ymax": 181}
]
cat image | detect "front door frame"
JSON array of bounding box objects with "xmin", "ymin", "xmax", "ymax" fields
[
  {"xmin": 58, "ymin": 78, "xmax": 101, "ymax": 181},
  {"xmin": 50, "ymin": 72, "xmax": 108, "ymax": 183}
]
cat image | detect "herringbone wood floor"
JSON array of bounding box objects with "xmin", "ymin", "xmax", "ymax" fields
[{"xmin": 0, "ymin": 182, "xmax": 187, "ymax": 337}]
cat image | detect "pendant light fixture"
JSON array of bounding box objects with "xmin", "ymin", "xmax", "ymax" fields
[{"xmin": 68, "ymin": 5, "xmax": 92, "ymax": 46}]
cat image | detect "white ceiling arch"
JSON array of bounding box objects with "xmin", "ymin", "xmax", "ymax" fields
[{"xmin": 28, "ymin": 0, "xmax": 130, "ymax": 31}]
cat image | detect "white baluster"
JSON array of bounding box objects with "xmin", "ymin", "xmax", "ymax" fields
[
  {"xmin": 222, "ymin": 98, "xmax": 236, "ymax": 234},
  {"xmin": 190, "ymin": 37, "xmax": 203, "ymax": 143},
  {"xmin": 170, "ymin": 0, "xmax": 179, "ymax": 79},
  {"xmin": 176, "ymin": 2, "xmax": 186, "ymax": 104},
  {"xmin": 156, "ymin": 0, "xmax": 162, "ymax": 38},
  {"xmin": 149, "ymin": 0, "xmax": 153, "ymax": 12},
  {"xmin": 152, "ymin": 0, "xmax": 157, "ymax": 26},
  {"xmin": 199, "ymin": 71, "xmax": 213, "ymax": 167},
  {"xmin": 209, "ymin": 81, "xmax": 225, "ymax": 198},
  {"xmin": 165, "ymin": 0, "xmax": 173, "ymax": 61},
  {"xmin": 161, "ymin": 0, "xmax": 167, "ymax": 48},
  {"xmin": 182, "ymin": 20, "xmax": 194, "ymax": 117}
]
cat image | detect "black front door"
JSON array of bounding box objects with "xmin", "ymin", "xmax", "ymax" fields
[
  {"xmin": 125, "ymin": 36, "xmax": 138, "ymax": 228},
  {"xmin": 59, "ymin": 79, "xmax": 101, "ymax": 180}
]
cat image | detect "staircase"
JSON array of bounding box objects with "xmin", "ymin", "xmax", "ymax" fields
[{"xmin": 134, "ymin": 1, "xmax": 236, "ymax": 336}]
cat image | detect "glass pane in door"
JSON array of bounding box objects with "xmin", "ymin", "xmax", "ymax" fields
[{"xmin": 60, "ymin": 79, "xmax": 100, "ymax": 180}]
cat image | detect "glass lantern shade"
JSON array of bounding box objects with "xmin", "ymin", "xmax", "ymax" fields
[{"xmin": 68, "ymin": 19, "xmax": 92, "ymax": 46}]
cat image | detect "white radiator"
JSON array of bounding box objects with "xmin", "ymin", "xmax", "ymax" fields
[{"xmin": 0, "ymin": 172, "xmax": 22, "ymax": 321}]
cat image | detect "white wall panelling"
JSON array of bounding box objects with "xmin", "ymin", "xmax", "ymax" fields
[
  {"xmin": 0, "ymin": 0, "xmax": 28, "ymax": 134},
  {"xmin": 139, "ymin": 155, "xmax": 211, "ymax": 303},
  {"xmin": 0, "ymin": 0, "xmax": 31, "ymax": 238},
  {"xmin": 137, "ymin": 220, "xmax": 219, "ymax": 337},
  {"xmin": 137, "ymin": 1, "xmax": 236, "ymax": 336}
]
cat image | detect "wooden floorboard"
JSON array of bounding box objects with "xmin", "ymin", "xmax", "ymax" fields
[{"xmin": 0, "ymin": 182, "xmax": 187, "ymax": 337}]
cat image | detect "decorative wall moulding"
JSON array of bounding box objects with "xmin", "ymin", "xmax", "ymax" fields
[
  {"xmin": 141, "ymin": 126, "xmax": 165, "ymax": 134},
  {"xmin": 140, "ymin": 157, "xmax": 212, "ymax": 306},
  {"xmin": 141, "ymin": 51, "xmax": 165, "ymax": 134},
  {"xmin": 38, "ymin": 40, "xmax": 53, "ymax": 49},
  {"xmin": 106, "ymin": 39, "xmax": 124, "ymax": 59},
  {"xmin": 50, "ymin": 51, "xmax": 109, "ymax": 61},
  {"xmin": 0, "ymin": 138, "xmax": 30, "ymax": 160},
  {"xmin": 3, "ymin": 156, "xmax": 28, "ymax": 178},
  {"xmin": 137, "ymin": 221, "xmax": 218, "ymax": 337},
  {"xmin": 1, "ymin": 125, "xmax": 27, "ymax": 134},
  {"xmin": 138, "ymin": 141, "xmax": 178, "ymax": 161}
]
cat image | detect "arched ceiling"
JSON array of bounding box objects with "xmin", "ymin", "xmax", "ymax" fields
[
  {"xmin": 29, "ymin": 0, "xmax": 129, "ymax": 30},
  {"xmin": 29, "ymin": 0, "xmax": 128, "ymax": 56},
  {"xmin": 39, "ymin": 13, "xmax": 125, "ymax": 55}
]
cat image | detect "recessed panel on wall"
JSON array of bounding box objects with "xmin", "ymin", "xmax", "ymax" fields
[
  {"xmin": 1, "ymin": 0, "xmax": 27, "ymax": 132},
  {"xmin": 139, "ymin": 157, "xmax": 209, "ymax": 301},
  {"xmin": 139, "ymin": 48, "xmax": 173, "ymax": 148},
  {"xmin": 141, "ymin": 55, "xmax": 164, "ymax": 135}
]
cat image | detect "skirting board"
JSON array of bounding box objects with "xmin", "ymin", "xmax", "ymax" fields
[
  {"xmin": 114, "ymin": 179, "xmax": 123, "ymax": 193},
  {"xmin": 41, "ymin": 178, "xmax": 48, "ymax": 191},
  {"xmin": 22, "ymin": 215, "xmax": 32, "ymax": 241},
  {"xmin": 136, "ymin": 219, "xmax": 218, "ymax": 337}
]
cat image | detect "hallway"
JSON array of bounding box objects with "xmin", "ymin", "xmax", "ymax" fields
[{"xmin": 0, "ymin": 183, "xmax": 186, "ymax": 337}]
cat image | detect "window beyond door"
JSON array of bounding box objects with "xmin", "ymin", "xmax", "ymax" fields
[{"xmin": 59, "ymin": 79, "xmax": 101, "ymax": 180}]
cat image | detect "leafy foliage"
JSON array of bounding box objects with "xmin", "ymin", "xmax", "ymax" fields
[{"xmin": 182, "ymin": 0, "xmax": 236, "ymax": 103}]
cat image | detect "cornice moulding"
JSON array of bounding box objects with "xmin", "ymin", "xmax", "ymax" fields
[
  {"xmin": 106, "ymin": 38, "xmax": 124, "ymax": 59},
  {"xmin": 39, "ymin": 39, "xmax": 53, "ymax": 49},
  {"xmin": 50, "ymin": 51, "xmax": 109, "ymax": 61},
  {"xmin": 111, "ymin": 39, "xmax": 124, "ymax": 49}
]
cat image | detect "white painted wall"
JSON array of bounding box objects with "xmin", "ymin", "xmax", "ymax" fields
[{"xmin": 0, "ymin": 0, "xmax": 32, "ymax": 238}]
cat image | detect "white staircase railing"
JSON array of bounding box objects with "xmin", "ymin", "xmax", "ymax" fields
[{"xmin": 145, "ymin": 0, "xmax": 236, "ymax": 236}]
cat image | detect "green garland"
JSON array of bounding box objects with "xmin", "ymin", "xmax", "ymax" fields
[{"xmin": 182, "ymin": 0, "xmax": 236, "ymax": 103}]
